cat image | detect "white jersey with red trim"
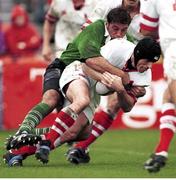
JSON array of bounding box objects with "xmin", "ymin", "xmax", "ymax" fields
[
  {"xmin": 60, "ymin": 38, "xmax": 151, "ymax": 121},
  {"xmin": 100, "ymin": 38, "xmax": 152, "ymax": 86},
  {"xmin": 140, "ymin": 0, "xmax": 176, "ymax": 80},
  {"xmin": 140, "ymin": 0, "xmax": 176, "ymax": 41},
  {"xmin": 86, "ymin": 0, "xmax": 145, "ymax": 44},
  {"xmin": 46, "ymin": 0, "xmax": 97, "ymax": 50}
]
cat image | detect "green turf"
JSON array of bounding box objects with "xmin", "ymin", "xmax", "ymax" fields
[{"xmin": 0, "ymin": 129, "xmax": 176, "ymax": 178}]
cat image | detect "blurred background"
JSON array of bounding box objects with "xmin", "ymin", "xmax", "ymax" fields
[{"xmin": 0, "ymin": 0, "xmax": 165, "ymax": 131}]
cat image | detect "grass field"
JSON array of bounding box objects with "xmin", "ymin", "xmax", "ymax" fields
[{"xmin": 0, "ymin": 129, "xmax": 176, "ymax": 178}]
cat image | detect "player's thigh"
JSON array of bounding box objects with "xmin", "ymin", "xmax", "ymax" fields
[{"xmin": 66, "ymin": 79, "xmax": 90, "ymax": 103}]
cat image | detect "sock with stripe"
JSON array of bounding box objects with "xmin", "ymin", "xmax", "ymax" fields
[
  {"xmin": 45, "ymin": 107, "xmax": 78, "ymax": 148},
  {"xmin": 155, "ymin": 103, "xmax": 176, "ymax": 155},
  {"xmin": 31, "ymin": 127, "xmax": 51, "ymax": 135},
  {"xmin": 18, "ymin": 102, "xmax": 52, "ymax": 134},
  {"xmin": 75, "ymin": 110, "xmax": 113, "ymax": 150}
]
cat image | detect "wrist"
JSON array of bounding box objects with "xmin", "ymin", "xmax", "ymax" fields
[{"xmin": 124, "ymin": 83, "xmax": 132, "ymax": 91}]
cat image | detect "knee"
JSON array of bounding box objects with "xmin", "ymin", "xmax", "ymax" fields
[
  {"xmin": 76, "ymin": 96, "xmax": 90, "ymax": 109},
  {"xmin": 42, "ymin": 89, "xmax": 61, "ymax": 108}
]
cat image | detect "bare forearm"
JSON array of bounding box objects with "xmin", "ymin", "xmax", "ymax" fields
[
  {"xmin": 86, "ymin": 57, "xmax": 125, "ymax": 78},
  {"xmin": 82, "ymin": 63, "xmax": 103, "ymax": 81},
  {"xmin": 42, "ymin": 20, "xmax": 55, "ymax": 47},
  {"xmin": 117, "ymin": 90, "xmax": 135, "ymax": 112}
]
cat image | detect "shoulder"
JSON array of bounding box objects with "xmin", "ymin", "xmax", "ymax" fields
[
  {"xmin": 49, "ymin": 0, "xmax": 66, "ymax": 12},
  {"xmin": 105, "ymin": 38, "xmax": 135, "ymax": 51},
  {"xmin": 93, "ymin": 19, "xmax": 105, "ymax": 25},
  {"xmin": 86, "ymin": 20, "xmax": 105, "ymax": 30}
]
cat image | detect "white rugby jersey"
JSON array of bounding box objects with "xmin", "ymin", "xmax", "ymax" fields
[
  {"xmin": 86, "ymin": 0, "xmax": 145, "ymax": 43},
  {"xmin": 140, "ymin": 0, "xmax": 176, "ymax": 41},
  {"xmin": 46, "ymin": 0, "xmax": 98, "ymax": 50},
  {"xmin": 100, "ymin": 38, "xmax": 152, "ymax": 86}
]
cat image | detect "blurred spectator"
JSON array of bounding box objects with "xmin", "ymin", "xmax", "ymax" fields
[
  {"xmin": 5, "ymin": 4, "xmax": 42, "ymax": 58},
  {"xmin": 0, "ymin": 20, "xmax": 6, "ymax": 55},
  {"xmin": 42, "ymin": 0, "xmax": 98, "ymax": 61}
]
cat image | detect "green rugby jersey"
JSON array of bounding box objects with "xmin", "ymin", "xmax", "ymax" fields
[{"xmin": 60, "ymin": 20, "xmax": 107, "ymax": 65}]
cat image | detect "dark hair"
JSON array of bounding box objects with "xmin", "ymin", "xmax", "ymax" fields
[
  {"xmin": 107, "ymin": 7, "xmax": 131, "ymax": 25},
  {"xmin": 134, "ymin": 37, "xmax": 161, "ymax": 65}
]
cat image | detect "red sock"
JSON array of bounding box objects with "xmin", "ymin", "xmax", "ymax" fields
[
  {"xmin": 75, "ymin": 110, "xmax": 113, "ymax": 149},
  {"xmin": 45, "ymin": 108, "xmax": 76, "ymax": 148},
  {"xmin": 155, "ymin": 103, "xmax": 176, "ymax": 153},
  {"xmin": 155, "ymin": 129, "xmax": 174, "ymax": 153},
  {"xmin": 11, "ymin": 145, "xmax": 37, "ymax": 156}
]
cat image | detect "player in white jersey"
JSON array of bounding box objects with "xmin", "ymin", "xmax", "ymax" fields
[
  {"xmin": 59, "ymin": 38, "xmax": 152, "ymax": 122},
  {"xmin": 42, "ymin": 0, "xmax": 98, "ymax": 61},
  {"xmin": 140, "ymin": 0, "xmax": 176, "ymax": 173},
  {"xmin": 84, "ymin": 0, "xmax": 145, "ymax": 44},
  {"xmin": 2, "ymin": 37, "xmax": 161, "ymax": 166},
  {"xmin": 64, "ymin": 0, "xmax": 147, "ymax": 164},
  {"xmin": 15, "ymin": 38, "xmax": 161, "ymax": 163}
]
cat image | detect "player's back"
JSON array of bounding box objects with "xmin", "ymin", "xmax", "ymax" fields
[{"xmin": 142, "ymin": 0, "xmax": 176, "ymax": 40}]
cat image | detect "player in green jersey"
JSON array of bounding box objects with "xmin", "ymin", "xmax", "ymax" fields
[{"xmin": 6, "ymin": 7, "xmax": 131, "ymax": 151}]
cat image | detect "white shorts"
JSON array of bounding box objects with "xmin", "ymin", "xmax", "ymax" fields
[
  {"xmin": 59, "ymin": 61, "xmax": 99, "ymax": 122},
  {"xmin": 59, "ymin": 61, "xmax": 92, "ymax": 94},
  {"xmin": 160, "ymin": 39, "xmax": 176, "ymax": 80}
]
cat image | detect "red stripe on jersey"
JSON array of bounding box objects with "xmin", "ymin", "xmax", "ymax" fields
[
  {"xmin": 81, "ymin": 19, "xmax": 92, "ymax": 29},
  {"xmin": 86, "ymin": 19, "xmax": 92, "ymax": 24},
  {"xmin": 45, "ymin": 14, "xmax": 59, "ymax": 23},
  {"xmin": 140, "ymin": 23, "xmax": 158, "ymax": 31},
  {"xmin": 142, "ymin": 14, "xmax": 159, "ymax": 22}
]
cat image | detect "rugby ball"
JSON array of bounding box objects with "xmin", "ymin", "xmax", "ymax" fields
[{"xmin": 95, "ymin": 81, "xmax": 114, "ymax": 96}]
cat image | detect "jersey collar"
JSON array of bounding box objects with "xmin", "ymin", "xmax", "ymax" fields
[{"xmin": 104, "ymin": 24, "xmax": 111, "ymax": 43}]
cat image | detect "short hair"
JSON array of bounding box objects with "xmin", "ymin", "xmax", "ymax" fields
[
  {"xmin": 134, "ymin": 37, "xmax": 161, "ymax": 65},
  {"xmin": 107, "ymin": 7, "xmax": 131, "ymax": 25}
]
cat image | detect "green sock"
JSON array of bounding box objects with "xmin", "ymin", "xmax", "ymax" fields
[
  {"xmin": 19, "ymin": 102, "xmax": 52, "ymax": 133},
  {"xmin": 31, "ymin": 127, "xmax": 51, "ymax": 135}
]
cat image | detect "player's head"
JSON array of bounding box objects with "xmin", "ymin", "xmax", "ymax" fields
[
  {"xmin": 123, "ymin": 0, "xmax": 140, "ymax": 9},
  {"xmin": 72, "ymin": 0, "xmax": 85, "ymax": 10},
  {"xmin": 133, "ymin": 37, "xmax": 161, "ymax": 73},
  {"xmin": 11, "ymin": 5, "xmax": 29, "ymax": 27},
  {"xmin": 106, "ymin": 7, "xmax": 131, "ymax": 39}
]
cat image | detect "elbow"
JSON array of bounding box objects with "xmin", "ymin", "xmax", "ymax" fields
[{"xmin": 123, "ymin": 106, "xmax": 132, "ymax": 113}]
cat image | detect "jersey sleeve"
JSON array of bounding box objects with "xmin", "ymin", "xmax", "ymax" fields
[
  {"xmin": 140, "ymin": 0, "xmax": 159, "ymax": 31},
  {"xmin": 45, "ymin": 0, "xmax": 60, "ymax": 24},
  {"xmin": 128, "ymin": 69, "xmax": 152, "ymax": 87},
  {"xmin": 77, "ymin": 20, "xmax": 105, "ymax": 59}
]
